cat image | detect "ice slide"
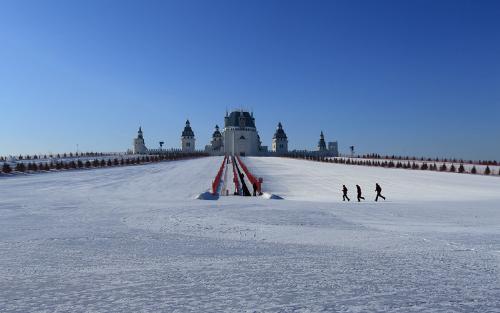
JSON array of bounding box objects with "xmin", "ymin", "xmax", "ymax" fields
[{"xmin": 209, "ymin": 155, "xmax": 261, "ymax": 197}]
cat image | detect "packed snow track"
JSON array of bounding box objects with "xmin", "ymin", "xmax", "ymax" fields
[{"xmin": 1, "ymin": 156, "xmax": 500, "ymax": 312}]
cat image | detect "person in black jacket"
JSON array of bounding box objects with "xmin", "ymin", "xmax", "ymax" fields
[
  {"xmin": 375, "ymin": 183, "xmax": 386, "ymax": 201},
  {"xmin": 342, "ymin": 185, "xmax": 350, "ymax": 202},
  {"xmin": 240, "ymin": 172, "xmax": 251, "ymax": 196},
  {"xmin": 356, "ymin": 184, "xmax": 365, "ymax": 202}
]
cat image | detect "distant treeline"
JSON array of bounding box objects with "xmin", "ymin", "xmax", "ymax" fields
[
  {"xmin": 0, "ymin": 152, "xmax": 116, "ymax": 161},
  {"xmin": 1, "ymin": 152, "xmax": 208, "ymax": 175},
  {"xmin": 284, "ymin": 154, "xmax": 499, "ymax": 176},
  {"xmin": 348, "ymin": 153, "xmax": 499, "ymax": 167}
]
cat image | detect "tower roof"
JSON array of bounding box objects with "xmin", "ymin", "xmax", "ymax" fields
[
  {"xmin": 273, "ymin": 122, "xmax": 287, "ymax": 139},
  {"xmin": 224, "ymin": 110, "xmax": 256, "ymax": 128},
  {"xmin": 212, "ymin": 124, "xmax": 222, "ymax": 138},
  {"xmin": 318, "ymin": 131, "xmax": 327, "ymax": 150},
  {"xmin": 182, "ymin": 120, "xmax": 194, "ymax": 137}
]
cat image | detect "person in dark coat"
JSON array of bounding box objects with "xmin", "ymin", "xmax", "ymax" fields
[
  {"xmin": 342, "ymin": 185, "xmax": 350, "ymax": 201},
  {"xmin": 356, "ymin": 184, "xmax": 365, "ymax": 202},
  {"xmin": 240, "ymin": 173, "xmax": 251, "ymax": 196},
  {"xmin": 375, "ymin": 183, "xmax": 386, "ymax": 201}
]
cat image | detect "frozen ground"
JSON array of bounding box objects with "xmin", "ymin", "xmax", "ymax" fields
[{"xmin": 1, "ymin": 156, "xmax": 500, "ymax": 312}]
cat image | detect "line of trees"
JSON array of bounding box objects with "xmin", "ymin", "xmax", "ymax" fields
[
  {"xmin": 284, "ymin": 154, "xmax": 499, "ymax": 176},
  {"xmin": 349, "ymin": 153, "xmax": 498, "ymax": 167},
  {"xmin": 1, "ymin": 152, "xmax": 208, "ymax": 175},
  {"xmin": 0, "ymin": 152, "xmax": 116, "ymax": 162}
]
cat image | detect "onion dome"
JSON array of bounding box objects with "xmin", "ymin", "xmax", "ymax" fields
[
  {"xmin": 212, "ymin": 125, "xmax": 222, "ymax": 138},
  {"xmin": 182, "ymin": 120, "xmax": 194, "ymax": 137},
  {"xmin": 273, "ymin": 122, "xmax": 287, "ymax": 140}
]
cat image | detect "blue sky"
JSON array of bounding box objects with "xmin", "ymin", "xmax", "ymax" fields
[{"xmin": 0, "ymin": 0, "xmax": 499, "ymax": 160}]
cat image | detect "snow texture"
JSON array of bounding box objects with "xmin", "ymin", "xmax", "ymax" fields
[{"xmin": 1, "ymin": 156, "xmax": 500, "ymax": 312}]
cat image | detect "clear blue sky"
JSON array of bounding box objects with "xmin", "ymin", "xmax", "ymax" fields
[{"xmin": 0, "ymin": 0, "xmax": 499, "ymax": 160}]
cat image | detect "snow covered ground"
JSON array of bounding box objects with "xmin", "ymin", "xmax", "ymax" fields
[{"xmin": 1, "ymin": 156, "xmax": 500, "ymax": 312}]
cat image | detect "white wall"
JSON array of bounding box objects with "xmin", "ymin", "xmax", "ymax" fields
[{"xmin": 223, "ymin": 127, "xmax": 260, "ymax": 156}]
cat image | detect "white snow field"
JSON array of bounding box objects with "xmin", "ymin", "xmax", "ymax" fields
[{"xmin": 1, "ymin": 156, "xmax": 500, "ymax": 312}]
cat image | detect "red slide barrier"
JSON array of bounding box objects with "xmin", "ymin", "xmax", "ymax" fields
[
  {"xmin": 211, "ymin": 155, "xmax": 228, "ymax": 195},
  {"xmin": 235, "ymin": 156, "xmax": 261, "ymax": 192}
]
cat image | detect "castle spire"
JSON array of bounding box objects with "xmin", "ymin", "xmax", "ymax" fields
[
  {"xmin": 181, "ymin": 119, "xmax": 195, "ymax": 152},
  {"xmin": 318, "ymin": 131, "xmax": 327, "ymax": 151}
]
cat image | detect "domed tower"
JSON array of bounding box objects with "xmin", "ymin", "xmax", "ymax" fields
[
  {"xmin": 181, "ymin": 120, "xmax": 195, "ymax": 152},
  {"xmin": 133, "ymin": 127, "xmax": 148, "ymax": 154},
  {"xmin": 211, "ymin": 124, "xmax": 223, "ymax": 151},
  {"xmin": 272, "ymin": 122, "xmax": 288, "ymax": 154},
  {"xmin": 223, "ymin": 110, "xmax": 261, "ymax": 156},
  {"xmin": 318, "ymin": 131, "xmax": 327, "ymax": 152}
]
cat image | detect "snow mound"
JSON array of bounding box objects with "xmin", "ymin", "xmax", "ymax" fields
[
  {"xmin": 196, "ymin": 191, "xmax": 219, "ymax": 200},
  {"xmin": 262, "ymin": 192, "xmax": 284, "ymax": 200}
]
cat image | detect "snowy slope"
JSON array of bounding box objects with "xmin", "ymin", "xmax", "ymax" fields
[
  {"xmin": 245, "ymin": 157, "xmax": 500, "ymax": 202},
  {"xmin": 1, "ymin": 156, "xmax": 500, "ymax": 312}
]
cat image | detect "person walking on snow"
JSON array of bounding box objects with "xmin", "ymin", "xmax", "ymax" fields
[
  {"xmin": 342, "ymin": 185, "xmax": 350, "ymax": 202},
  {"xmin": 375, "ymin": 183, "xmax": 386, "ymax": 201},
  {"xmin": 356, "ymin": 184, "xmax": 365, "ymax": 202}
]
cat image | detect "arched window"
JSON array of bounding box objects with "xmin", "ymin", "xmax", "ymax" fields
[{"xmin": 239, "ymin": 136, "xmax": 246, "ymax": 140}]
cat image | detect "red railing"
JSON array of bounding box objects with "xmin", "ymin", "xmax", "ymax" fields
[
  {"xmin": 236, "ymin": 156, "xmax": 260, "ymax": 190},
  {"xmin": 211, "ymin": 155, "xmax": 228, "ymax": 195}
]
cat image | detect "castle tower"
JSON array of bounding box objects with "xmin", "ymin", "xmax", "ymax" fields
[
  {"xmin": 272, "ymin": 122, "xmax": 288, "ymax": 154},
  {"xmin": 223, "ymin": 110, "xmax": 261, "ymax": 156},
  {"xmin": 181, "ymin": 120, "xmax": 195, "ymax": 152},
  {"xmin": 318, "ymin": 131, "xmax": 327, "ymax": 152},
  {"xmin": 133, "ymin": 126, "xmax": 148, "ymax": 154},
  {"xmin": 211, "ymin": 124, "xmax": 223, "ymax": 151}
]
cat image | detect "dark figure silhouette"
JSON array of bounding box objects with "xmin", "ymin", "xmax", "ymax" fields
[
  {"xmin": 240, "ymin": 173, "xmax": 251, "ymax": 196},
  {"xmin": 375, "ymin": 183, "xmax": 386, "ymax": 201},
  {"xmin": 342, "ymin": 185, "xmax": 350, "ymax": 202},
  {"xmin": 252, "ymin": 182, "xmax": 258, "ymax": 196},
  {"xmin": 356, "ymin": 185, "xmax": 365, "ymax": 202}
]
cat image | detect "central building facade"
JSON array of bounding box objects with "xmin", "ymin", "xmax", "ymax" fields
[{"xmin": 222, "ymin": 110, "xmax": 262, "ymax": 156}]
